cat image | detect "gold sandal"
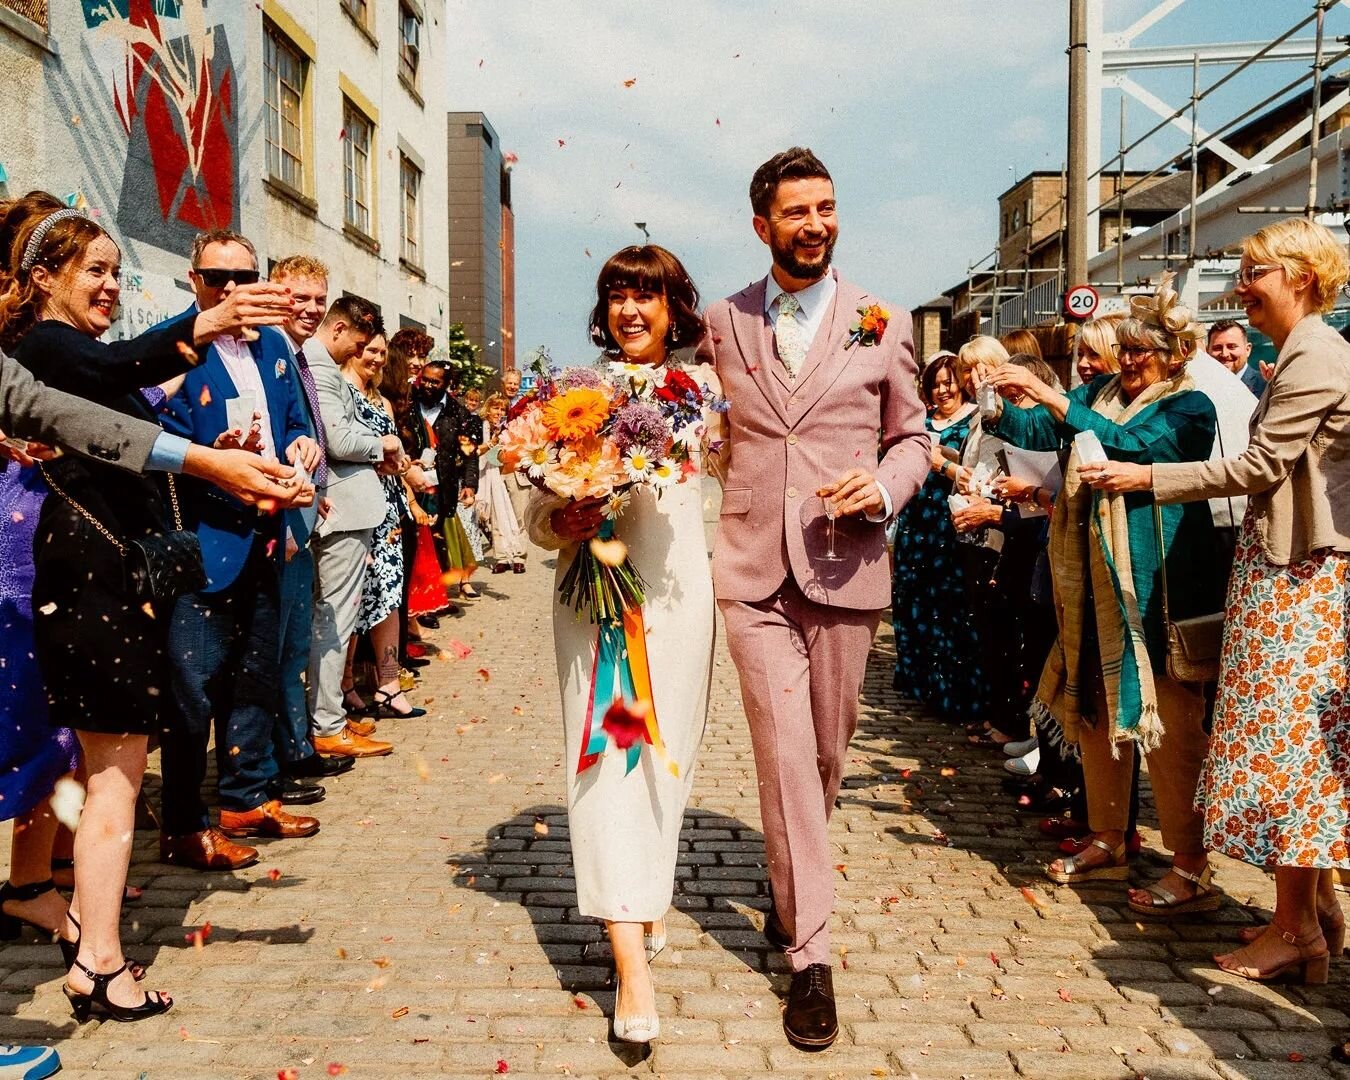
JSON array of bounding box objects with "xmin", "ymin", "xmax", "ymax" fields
[
  {"xmin": 1129, "ymin": 863, "xmax": 1223, "ymax": 917},
  {"xmin": 1046, "ymin": 838, "xmax": 1128, "ymax": 884},
  {"xmin": 1216, "ymin": 924, "xmax": 1330, "ymax": 985}
]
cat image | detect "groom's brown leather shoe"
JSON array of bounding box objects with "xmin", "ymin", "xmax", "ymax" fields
[{"xmin": 783, "ymin": 963, "xmax": 837, "ymax": 1051}]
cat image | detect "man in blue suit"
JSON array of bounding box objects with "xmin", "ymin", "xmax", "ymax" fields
[{"xmin": 157, "ymin": 230, "xmax": 325, "ymax": 871}]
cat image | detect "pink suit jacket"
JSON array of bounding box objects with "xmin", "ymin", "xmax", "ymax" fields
[{"xmin": 698, "ymin": 275, "xmax": 930, "ymax": 610}]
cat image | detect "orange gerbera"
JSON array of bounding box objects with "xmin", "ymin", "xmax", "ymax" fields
[{"xmin": 543, "ymin": 388, "xmax": 610, "ymax": 441}]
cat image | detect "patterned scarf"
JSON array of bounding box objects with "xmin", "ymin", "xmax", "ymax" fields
[{"xmin": 1037, "ymin": 371, "xmax": 1193, "ymax": 753}]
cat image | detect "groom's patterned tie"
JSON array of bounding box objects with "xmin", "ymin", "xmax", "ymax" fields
[{"xmin": 774, "ymin": 293, "xmax": 806, "ymax": 379}]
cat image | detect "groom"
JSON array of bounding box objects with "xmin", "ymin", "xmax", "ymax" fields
[{"xmin": 698, "ymin": 147, "xmax": 929, "ymax": 1050}]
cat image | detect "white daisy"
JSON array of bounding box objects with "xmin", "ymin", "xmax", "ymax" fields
[
  {"xmin": 651, "ymin": 458, "xmax": 680, "ymax": 487},
  {"xmin": 623, "ymin": 449, "xmax": 654, "ymax": 483}
]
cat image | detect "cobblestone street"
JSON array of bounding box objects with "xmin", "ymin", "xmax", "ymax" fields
[{"xmin": 1, "ymin": 489, "xmax": 1347, "ymax": 1079}]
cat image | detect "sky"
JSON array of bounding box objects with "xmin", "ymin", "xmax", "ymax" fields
[{"xmin": 445, "ymin": 1, "xmax": 1350, "ymax": 361}]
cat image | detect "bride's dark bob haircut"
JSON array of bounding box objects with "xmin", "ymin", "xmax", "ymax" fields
[{"xmin": 589, "ymin": 244, "xmax": 705, "ymax": 353}]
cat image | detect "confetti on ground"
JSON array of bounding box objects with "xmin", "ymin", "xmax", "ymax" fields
[
  {"xmin": 448, "ymin": 639, "xmax": 473, "ymax": 659},
  {"xmin": 185, "ymin": 922, "xmax": 212, "ymax": 950},
  {"xmin": 391, "ymin": 1006, "xmax": 409, "ymax": 1019},
  {"xmin": 277, "ymin": 1070, "xmax": 299, "ymax": 1080},
  {"xmin": 533, "ymin": 817, "xmax": 549, "ymax": 836},
  {"xmin": 477, "ymin": 667, "xmax": 491, "ymax": 682},
  {"xmin": 495, "ymin": 1062, "xmax": 509, "ymax": 1075},
  {"xmin": 1057, "ymin": 987, "xmax": 1073, "ymax": 1002},
  {"xmin": 267, "ymin": 868, "xmax": 282, "ymax": 882},
  {"xmin": 327, "ymin": 1066, "xmax": 348, "ymax": 1078}
]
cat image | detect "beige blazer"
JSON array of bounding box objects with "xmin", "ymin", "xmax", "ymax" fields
[
  {"xmin": 697, "ymin": 274, "xmax": 930, "ymax": 609},
  {"xmin": 1153, "ymin": 313, "xmax": 1350, "ymax": 564}
]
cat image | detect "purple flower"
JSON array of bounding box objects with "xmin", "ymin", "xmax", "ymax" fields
[
  {"xmin": 557, "ymin": 366, "xmax": 605, "ymax": 391},
  {"xmin": 611, "ymin": 401, "xmax": 669, "ymax": 455}
]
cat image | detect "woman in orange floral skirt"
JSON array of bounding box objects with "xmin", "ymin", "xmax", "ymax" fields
[{"xmin": 1080, "ymin": 216, "xmax": 1349, "ymax": 987}]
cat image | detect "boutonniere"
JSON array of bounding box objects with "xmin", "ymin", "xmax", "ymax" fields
[
  {"xmin": 274, "ymin": 358, "xmax": 287, "ymax": 379},
  {"xmin": 847, "ymin": 304, "xmax": 890, "ymax": 348}
]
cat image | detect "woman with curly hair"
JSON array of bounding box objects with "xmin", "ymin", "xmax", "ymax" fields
[
  {"xmin": 983, "ymin": 274, "xmax": 1226, "ymax": 918},
  {"xmin": 1082, "ymin": 219, "xmax": 1349, "ymax": 986}
]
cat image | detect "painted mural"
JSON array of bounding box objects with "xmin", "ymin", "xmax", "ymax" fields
[{"xmin": 82, "ymin": 0, "xmax": 240, "ymax": 253}]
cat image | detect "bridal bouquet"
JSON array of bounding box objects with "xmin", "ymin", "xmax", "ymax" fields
[{"xmin": 497, "ymin": 356, "xmax": 722, "ymax": 622}]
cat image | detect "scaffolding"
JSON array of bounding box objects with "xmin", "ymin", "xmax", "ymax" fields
[{"xmin": 959, "ymin": 0, "xmax": 1350, "ymax": 332}]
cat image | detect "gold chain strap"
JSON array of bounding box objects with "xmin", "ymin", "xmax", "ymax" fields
[{"xmin": 38, "ymin": 465, "xmax": 185, "ymax": 556}]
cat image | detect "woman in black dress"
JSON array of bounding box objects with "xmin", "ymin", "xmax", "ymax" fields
[{"xmin": 0, "ymin": 191, "xmax": 293, "ymax": 1021}]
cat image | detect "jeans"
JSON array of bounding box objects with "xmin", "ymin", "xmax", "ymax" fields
[
  {"xmin": 274, "ymin": 545, "xmax": 316, "ymax": 768},
  {"xmin": 162, "ymin": 537, "xmax": 282, "ymax": 833}
]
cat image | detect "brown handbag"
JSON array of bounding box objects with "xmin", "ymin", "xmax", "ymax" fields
[{"xmin": 1153, "ymin": 502, "xmax": 1224, "ymax": 684}]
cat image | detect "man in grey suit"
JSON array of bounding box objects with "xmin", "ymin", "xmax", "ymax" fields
[
  {"xmin": 0, "ymin": 347, "xmax": 309, "ymax": 504},
  {"xmin": 306, "ymin": 296, "xmax": 403, "ymax": 758}
]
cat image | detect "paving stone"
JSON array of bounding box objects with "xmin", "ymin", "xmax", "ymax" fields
[{"xmin": 2, "ymin": 514, "xmax": 1343, "ymax": 1079}]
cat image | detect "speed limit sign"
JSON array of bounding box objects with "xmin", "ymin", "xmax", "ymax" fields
[{"xmin": 1064, "ymin": 284, "xmax": 1099, "ymax": 320}]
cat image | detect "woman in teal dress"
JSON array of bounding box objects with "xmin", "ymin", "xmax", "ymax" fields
[{"xmin": 891, "ymin": 352, "xmax": 987, "ymax": 726}]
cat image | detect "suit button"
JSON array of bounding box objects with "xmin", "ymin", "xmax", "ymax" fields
[
  {"xmin": 787, "ymin": 486, "xmax": 798, "ymax": 499},
  {"xmin": 787, "ymin": 434, "xmax": 798, "ymax": 445}
]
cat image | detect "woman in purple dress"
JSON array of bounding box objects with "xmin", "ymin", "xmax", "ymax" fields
[{"xmin": 0, "ymin": 454, "xmax": 80, "ymax": 942}]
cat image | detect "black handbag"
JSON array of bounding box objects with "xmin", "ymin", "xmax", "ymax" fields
[{"xmin": 40, "ymin": 465, "xmax": 207, "ymax": 602}]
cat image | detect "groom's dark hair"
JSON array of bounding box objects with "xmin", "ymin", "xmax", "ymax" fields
[{"xmin": 750, "ymin": 147, "xmax": 832, "ymax": 216}]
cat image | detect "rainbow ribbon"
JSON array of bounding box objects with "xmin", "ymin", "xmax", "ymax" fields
[{"xmin": 576, "ymin": 533, "xmax": 679, "ymax": 778}]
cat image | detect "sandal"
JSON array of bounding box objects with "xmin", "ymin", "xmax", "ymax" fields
[
  {"xmin": 1046, "ymin": 838, "xmax": 1129, "ymax": 884},
  {"xmin": 1238, "ymin": 911, "xmax": 1345, "ymax": 955},
  {"xmin": 62, "ymin": 914, "xmax": 148, "ymax": 982},
  {"xmin": 64, "ymin": 957, "xmax": 171, "ymax": 1023},
  {"xmin": 0, "ymin": 880, "xmax": 64, "ymax": 941},
  {"xmin": 1129, "ymin": 863, "xmax": 1223, "ymax": 917},
  {"xmin": 369, "ymin": 689, "xmax": 426, "ymax": 720},
  {"xmin": 1215, "ymin": 923, "xmax": 1330, "ymax": 985}
]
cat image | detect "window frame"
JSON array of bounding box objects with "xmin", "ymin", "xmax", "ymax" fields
[
  {"xmin": 399, "ymin": 153, "xmax": 422, "ymax": 269},
  {"xmin": 398, "ymin": 3, "xmax": 421, "ymax": 91},
  {"xmin": 342, "ymin": 98, "xmax": 374, "ymax": 238},
  {"xmin": 263, "ymin": 23, "xmax": 307, "ymax": 194}
]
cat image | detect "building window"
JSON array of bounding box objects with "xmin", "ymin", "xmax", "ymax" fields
[
  {"xmin": 264, "ymin": 25, "xmax": 306, "ymax": 192},
  {"xmin": 400, "ymin": 154, "xmax": 421, "ymax": 267},
  {"xmin": 398, "ymin": 4, "xmax": 421, "ymax": 89},
  {"xmin": 343, "ymin": 99, "xmax": 373, "ymax": 236},
  {"xmin": 1, "ymin": 0, "xmax": 47, "ymax": 30},
  {"xmin": 341, "ymin": 0, "xmax": 370, "ymax": 32}
]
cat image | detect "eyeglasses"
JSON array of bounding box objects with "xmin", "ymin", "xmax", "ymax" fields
[
  {"xmin": 1233, "ymin": 264, "xmax": 1281, "ymax": 288},
  {"xmin": 1110, "ymin": 344, "xmax": 1161, "ymax": 358},
  {"xmin": 194, "ymin": 268, "xmax": 260, "ymax": 288}
]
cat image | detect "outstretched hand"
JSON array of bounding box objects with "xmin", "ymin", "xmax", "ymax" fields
[
  {"xmin": 182, "ymin": 446, "xmax": 315, "ymax": 508},
  {"xmin": 1077, "ymin": 460, "xmax": 1152, "ymax": 492}
]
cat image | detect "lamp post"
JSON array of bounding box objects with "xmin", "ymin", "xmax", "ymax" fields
[{"xmin": 635, "ymin": 222, "xmax": 650, "ymax": 243}]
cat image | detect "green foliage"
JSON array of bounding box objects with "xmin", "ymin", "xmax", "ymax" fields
[{"xmin": 433, "ymin": 323, "xmax": 496, "ymax": 392}]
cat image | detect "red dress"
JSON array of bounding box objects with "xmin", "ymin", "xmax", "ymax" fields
[{"xmin": 406, "ymin": 523, "xmax": 450, "ymax": 617}]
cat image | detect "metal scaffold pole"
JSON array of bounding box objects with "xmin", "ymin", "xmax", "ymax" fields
[{"xmin": 1067, "ymin": 0, "xmax": 1090, "ymax": 294}]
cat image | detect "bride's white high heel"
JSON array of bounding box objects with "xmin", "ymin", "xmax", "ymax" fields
[
  {"xmin": 644, "ymin": 919, "xmax": 667, "ymax": 963},
  {"xmin": 611, "ymin": 972, "xmax": 660, "ymax": 1044}
]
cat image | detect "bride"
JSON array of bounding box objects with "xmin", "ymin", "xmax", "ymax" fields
[{"xmin": 526, "ymin": 245, "xmax": 723, "ymax": 1044}]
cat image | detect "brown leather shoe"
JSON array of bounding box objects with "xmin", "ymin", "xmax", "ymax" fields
[
  {"xmin": 219, "ymin": 799, "xmax": 320, "ymax": 839},
  {"xmin": 783, "ymin": 964, "xmax": 838, "ymax": 1051},
  {"xmin": 312, "ymin": 724, "xmax": 393, "ymax": 758},
  {"xmin": 346, "ymin": 717, "xmax": 378, "ymax": 738},
  {"xmin": 159, "ymin": 826, "xmax": 259, "ymax": 870}
]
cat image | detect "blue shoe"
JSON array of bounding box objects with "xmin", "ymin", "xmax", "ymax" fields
[{"xmin": 0, "ymin": 1044, "xmax": 59, "ymax": 1080}]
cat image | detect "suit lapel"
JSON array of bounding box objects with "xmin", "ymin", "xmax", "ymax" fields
[
  {"xmin": 790, "ymin": 280, "xmax": 867, "ymax": 425},
  {"xmin": 251, "ymin": 337, "xmax": 291, "ymax": 453},
  {"xmin": 727, "ymin": 280, "xmax": 790, "ymax": 427}
]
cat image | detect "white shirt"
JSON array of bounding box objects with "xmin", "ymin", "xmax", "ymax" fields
[
  {"xmin": 215, "ymin": 335, "xmax": 276, "ymax": 461},
  {"xmin": 762, "ymin": 268, "xmax": 892, "ymax": 521},
  {"xmin": 763, "ymin": 270, "xmax": 837, "ymax": 351},
  {"xmin": 1185, "ymin": 350, "xmax": 1256, "ymax": 529}
]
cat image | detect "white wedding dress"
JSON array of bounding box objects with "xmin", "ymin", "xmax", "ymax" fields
[{"xmin": 525, "ymin": 361, "xmax": 719, "ymax": 922}]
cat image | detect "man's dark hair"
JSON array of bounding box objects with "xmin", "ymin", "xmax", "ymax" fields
[
  {"xmin": 421, "ymin": 359, "xmax": 448, "ymax": 376},
  {"xmin": 1207, "ymin": 318, "xmax": 1246, "ymax": 341},
  {"xmin": 323, "ymin": 294, "xmax": 384, "ymax": 337},
  {"xmin": 750, "ymin": 147, "xmax": 833, "ymax": 217}
]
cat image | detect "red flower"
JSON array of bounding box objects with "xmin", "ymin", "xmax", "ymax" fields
[
  {"xmin": 656, "ymin": 368, "xmax": 701, "ymax": 405},
  {"xmin": 601, "ymin": 698, "xmax": 652, "ymax": 749}
]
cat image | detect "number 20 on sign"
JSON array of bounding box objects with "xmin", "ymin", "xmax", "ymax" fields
[{"xmin": 1064, "ymin": 284, "xmax": 1099, "ymax": 320}]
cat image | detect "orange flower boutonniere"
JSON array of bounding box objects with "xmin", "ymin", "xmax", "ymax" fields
[{"xmin": 848, "ymin": 303, "xmax": 890, "ymax": 348}]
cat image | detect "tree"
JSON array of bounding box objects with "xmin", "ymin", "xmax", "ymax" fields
[{"xmin": 435, "ymin": 323, "xmax": 496, "ymax": 392}]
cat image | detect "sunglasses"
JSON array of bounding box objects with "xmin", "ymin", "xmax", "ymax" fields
[{"xmin": 194, "ymin": 268, "xmax": 260, "ymax": 288}]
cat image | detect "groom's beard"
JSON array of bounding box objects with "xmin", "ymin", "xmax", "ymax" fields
[{"xmin": 770, "ymin": 230, "xmax": 836, "ymax": 283}]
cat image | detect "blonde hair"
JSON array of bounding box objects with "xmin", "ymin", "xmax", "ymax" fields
[
  {"xmin": 956, "ymin": 335, "xmax": 1010, "ymax": 379},
  {"xmin": 998, "ymin": 328, "xmax": 1042, "ymax": 360},
  {"xmin": 1117, "ymin": 272, "xmax": 1203, "ymax": 375},
  {"xmin": 480, "ymin": 391, "xmax": 508, "ymax": 417},
  {"xmin": 271, "ymin": 253, "xmax": 329, "ymax": 283},
  {"xmin": 1076, "ymin": 317, "xmax": 1120, "ymax": 373},
  {"xmin": 1244, "ymin": 217, "xmax": 1349, "ymax": 314}
]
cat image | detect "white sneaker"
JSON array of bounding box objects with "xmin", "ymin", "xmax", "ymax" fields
[
  {"xmin": 1003, "ymin": 747, "xmax": 1041, "ymax": 776},
  {"xmin": 1003, "ymin": 737, "xmax": 1039, "ymax": 758},
  {"xmin": 0, "ymin": 1045, "xmax": 59, "ymax": 1080}
]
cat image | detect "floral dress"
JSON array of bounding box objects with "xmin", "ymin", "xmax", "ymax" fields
[
  {"xmin": 352, "ymin": 391, "xmax": 408, "ymax": 634},
  {"xmin": 1197, "ymin": 515, "xmax": 1349, "ymax": 867},
  {"xmin": 891, "ymin": 408, "xmax": 988, "ymax": 726}
]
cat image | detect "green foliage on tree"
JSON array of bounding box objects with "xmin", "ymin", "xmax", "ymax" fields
[{"xmin": 434, "ymin": 323, "xmax": 497, "ymax": 392}]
